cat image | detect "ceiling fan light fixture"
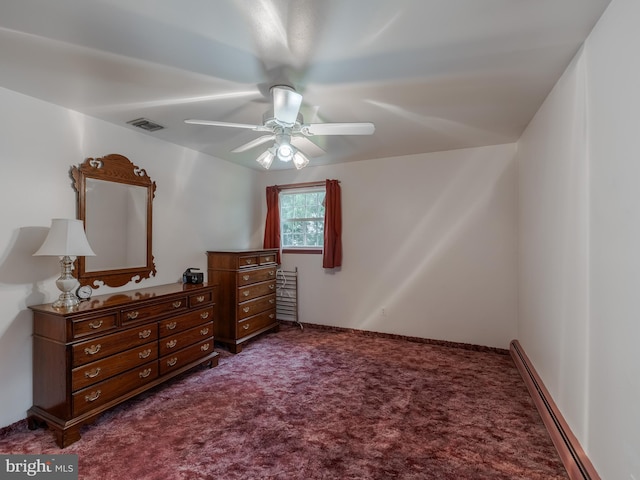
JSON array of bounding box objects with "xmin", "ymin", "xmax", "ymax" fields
[
  {"xmin": 276, "ymin": 143, "xmax": 294, "ymax": 162},
  {"xmin": 184, "ymin": 85, "xmax": 375, "ymax": 170},
  {"xmin": 293, "ymin": 151, "xmax": 310, "ymax": 170},
  {"xmin": 256, "ymin": 149, "xmax": 275, "ymax": 169}
]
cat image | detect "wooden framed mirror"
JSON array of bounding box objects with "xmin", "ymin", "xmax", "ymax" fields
[{"xmin": 72, "ymin": 154, "xmax": 156, "ymax": 288}]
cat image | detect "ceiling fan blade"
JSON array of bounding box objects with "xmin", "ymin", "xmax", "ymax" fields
[
  {"xmin": 304, "ymin": 122, "xmax": 375, "ymax": 136},
  {"xmin": 272, "ymin": 86, "xmax": 302, "ymax": 126},
  {"xmin": 291, "ymin": 136, "xmax": 326, "ymax": 157},
  {"xmin": 184, "ymin": 119, "xmax": 270, "ymax": 131},
  {"xmin": 232, "ymin": 134, "xmax": 276, "ymax": 153}
]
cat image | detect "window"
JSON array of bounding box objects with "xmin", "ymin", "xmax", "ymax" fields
[{"xmin": 280, "ymin": 187, "xmax": 325, "ymax": 251}]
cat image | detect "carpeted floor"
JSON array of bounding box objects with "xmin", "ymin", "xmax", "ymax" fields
[{"xmin": 0, "ymin": 324, "xmax": 567, "ymax": 479}]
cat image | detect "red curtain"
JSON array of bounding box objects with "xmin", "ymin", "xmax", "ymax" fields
[
  {"xmin": 263, "ymin": 186, "xmax": 281, "ymax": 264},
  {"xmin": 323, "ymin": 179, "xmax": 342, "ymax": 268}
]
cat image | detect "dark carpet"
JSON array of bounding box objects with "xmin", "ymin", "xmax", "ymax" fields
[{"xmin": 0, "ymin": 324, "xmax": 567, "ymax": 479}]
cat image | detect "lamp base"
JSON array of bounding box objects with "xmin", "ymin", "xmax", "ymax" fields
[
  {"xmin": 52, "ymin": 255, "xmax": 80, "ymax": 309},
  {"xmin": 52, "ymin": 292, "xmax": 81, "ymax": 309}
]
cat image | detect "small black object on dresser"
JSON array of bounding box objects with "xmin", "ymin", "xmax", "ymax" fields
[{"xmin": 182, "ymin": 267, "xmax": 204, "ymax": 284}]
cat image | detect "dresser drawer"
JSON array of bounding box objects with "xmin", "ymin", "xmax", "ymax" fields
[
  {"xmin": 238, "ymin": 254, "xmax": 259, "ymax": 268},
  {"xmin": 238, "ymin": 294, "xmax": 276, "ymax": 320},
  {"xmin": 72, "ymin": 342, "xmax": 157, "ymax": 391},
  {"xmin": 188, "ymin": 289, "xmax": 214, "ymax": 308},
  {"xmin": 238, "ymin": 280, "xmax": 276, "ymax": 302},
  {"xmin": 259, "ymin": 253, "xmax": 277, "ymax": 265},
  {"xmin": 72, "ymin": 312, "xmax": 118, "ymax": 340},
  {"xmin": 159, "ymin": 339, "xmax": 214, "ymax": 376},
  {"xmin": 72, "ymin": 360, "xmax": 158, "ymax": 416},
  {"xmin": 237, "ymin": 310, "xmax": 277, "ymax": 338},
  {"xmin": 159, "ymin": 321, "xmax": 214, "ymax": 356},
  {"xmin": 237, "ymin": 267, "xmax": 277, "ymax": 286},
  {"xmin": 121, "ymin": 296, "xmax": 188, "ymax": 325},
  {"xmin": 72, "ymin": 325, "xmax": 158, "ymax": 367},
  {"xmin": 158, "ymin": 306, "xmax": 214, "ymax": 337}
]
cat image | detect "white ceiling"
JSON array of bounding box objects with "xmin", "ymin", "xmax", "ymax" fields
[{"xmin": 0, "ymin": 0, "xmax": 611, "ymax": 170}]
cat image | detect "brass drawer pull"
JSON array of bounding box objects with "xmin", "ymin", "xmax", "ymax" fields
[
  {"xmin": 139, "ymin": 329, "xmax": 152, "ymax": 339},
  {"xmin": 200, "ymin": 311, "xmax": 209, "ymax": 319},
  {"xmin": 88, "ymin": 320, "xmax": 103, "ymax": 329},
  {"xmin": 243, "ymin": 290, "xmax": 250, "ymax": 297},
  {"xmin": 243, "ymin": 307, "xmax": 250, "ymax": 313},
  {"xmin": 268, "ymin": 270, "xmax": 275, "ymax": 276},
  {"xmin": 166, "ymin": 339, "xmax": 178, "ymax": 349},
  {"xmin": 269, "ymin": 299, "xmax": 274, "ymax": 304},
  {"xmin": 84, "ymin": 344, "xmax": 101, "ymax": 355},
  {"xmin": 167, "ymin": 357, "xmax": 178, "ymax": 367},
  {"xmin": 196, "ymin": 295, "xmax": 205, "ymax": 303},
  {"xmin": 84, "ymin": 367, "xmax": 101, "ymax": 379},
  {"xmin": 201, "ymin": 343, "xmax": 210, "ymax": 352},
  {"xmin": 166, "ymin": 321, "xmax": 177, "ymax": 330},
  {"xmin": 200, "ymin": 327, "xmax": 209, "ymax": 336},
  {"xmin": 243, "ymin": 275, "xmax": 250, "ymax": 281},
  {"xmin": 139, "ymin": 368, "xmax": 152, "ymax": 379},
  {"xmin": 139, "ymin": 348, "xmax": 152, "ymax": 359},
  {"xmin": 85, "ymin": 390, "xmax": 101, "ymax": 402},
  {"xmin": 243, "ymin": 324, "xmax": 250, "ymax": 330},
  {"xmin": 127, "ymin": 311, "xmax": 139, "ymax": 320},
  {"xmin": 269, "ymin": 314, "xmax": 275, "ymax": 319},
  {"xmin": 265, "ymin": 256, "xmax": 273, "ymax": 262},
  {"xmin": 173, "ymin": 301, "xmax": 182, "ymax": 308},
  {"xmin": 269, "ymin": 284, "xmax": 275, "ymax": 290}
]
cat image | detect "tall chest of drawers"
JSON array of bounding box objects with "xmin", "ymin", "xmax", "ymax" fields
[
  {"xmin": 28, "ymin": 283, "xmax": 218, "ymax": 448},
  {"xmin": 207, "ymin": 249, "xmax": 279, "ymax": 353}
]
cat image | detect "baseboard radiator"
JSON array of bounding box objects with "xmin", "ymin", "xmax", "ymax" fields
[{"xmin": 510, "ymin": 340, "xmax": 600, "ymax": 480}]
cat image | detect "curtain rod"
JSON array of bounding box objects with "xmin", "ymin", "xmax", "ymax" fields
[{"xmin": 274, "ymin": 180, "xmax": 340, "ymax": 191}]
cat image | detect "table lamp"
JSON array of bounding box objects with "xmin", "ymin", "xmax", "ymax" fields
[{"xmin": 33, "ymin": 218, "xmax": 96, "ymax": 308}]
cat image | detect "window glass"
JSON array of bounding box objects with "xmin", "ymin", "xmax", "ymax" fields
[{"xmin": 280, "ymin": 188, "xmax": 325, "ymax": 248}]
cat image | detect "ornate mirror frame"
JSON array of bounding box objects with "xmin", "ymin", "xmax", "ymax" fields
[{"xmin": 72, "ymin": 154, "xmax": 157, "ymax": 288}]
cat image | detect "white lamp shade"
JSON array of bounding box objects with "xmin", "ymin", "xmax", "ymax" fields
[
  {"xmin": 293, "ymin": 151, "xmax": 310, "ymax": 170},
  {"xmin": 34, "ymin": 219, "xmax": 96, "ymax": 257},
  {"xmin": 256, "ymin": 149, "xmax": 275, "ymax": 169}
]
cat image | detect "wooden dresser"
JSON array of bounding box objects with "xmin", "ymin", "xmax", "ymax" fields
[
  {"xmin": 28, "ymin": 282, "xmax": 218, "ymax": 448},
  {"xmin": 207, "ymin": 249, "xmax": 279, "ymax": 353}
]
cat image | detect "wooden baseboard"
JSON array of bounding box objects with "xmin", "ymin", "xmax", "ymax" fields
[
  {"xmin": 510, "ymin": 340, "xmax": 600, "ymax": 480},
  {"xmin": 285, "ymin": 321, "xmax": 509, "ymax": 354}
]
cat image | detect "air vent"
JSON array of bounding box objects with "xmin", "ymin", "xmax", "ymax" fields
[{"xmin": 127, "ymin": 118, "xmax": 165, "ymax": 132}]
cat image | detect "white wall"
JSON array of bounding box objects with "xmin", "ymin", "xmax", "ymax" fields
[
  {"xmin": 585, "ymin": 0, "xmax": 640, "ymax": 477},
  {"xmin": 0, "ymin": 86, "xmax": 261, "ymax": 428},
  {"xmin": 260, "ymin": 144, "xmax": 518, "ymax": 349},
  {"xmin": 518, "ymin": 0, "xmax": 640, "ymax": 478},
  {"xmin": 517, "ymin": 49, "xmax": 590, "ymax": 441}
]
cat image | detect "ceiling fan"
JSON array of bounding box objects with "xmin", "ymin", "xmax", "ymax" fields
[{"xmin": 184, "ymin": 85, "xmax": 375, "ymax": 169}]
